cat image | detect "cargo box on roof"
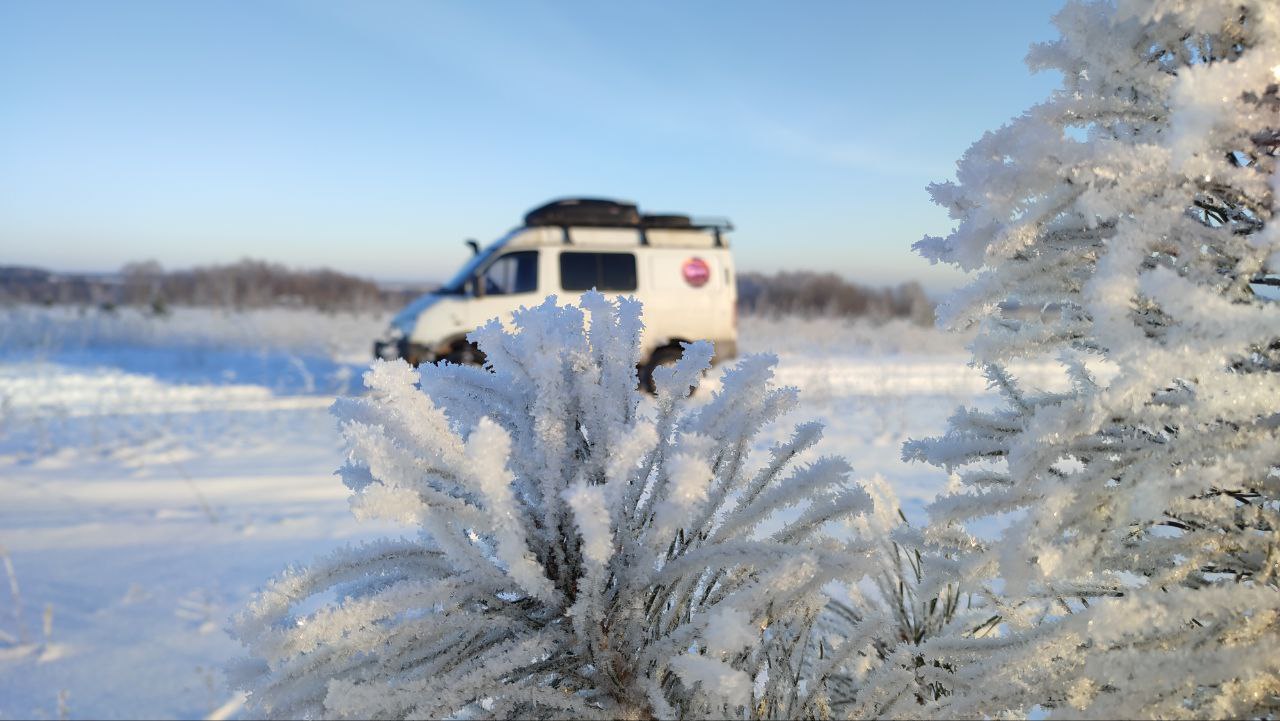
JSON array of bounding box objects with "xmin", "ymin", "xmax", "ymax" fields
[{"xmin": 524, "ymin": 198, "xmax": 641, "ymax": 228}]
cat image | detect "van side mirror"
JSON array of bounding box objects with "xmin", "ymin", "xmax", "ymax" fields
[{"xmin": 465, "ymin": 239, "xmax": 480, "ymax": 256}]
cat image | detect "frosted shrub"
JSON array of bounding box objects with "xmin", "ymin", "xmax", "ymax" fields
[
  {"xmin": 906, "ymin": 0, "xmax": 1280, "ymax": 717},
  {"xmin": 232, "ymin": 293, "xmax": 885, "ymax": 720}
]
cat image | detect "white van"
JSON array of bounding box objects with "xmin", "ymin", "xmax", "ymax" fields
[{"xmin": 375, "ymin": 198, "xmax": 738, "ymax": 388}]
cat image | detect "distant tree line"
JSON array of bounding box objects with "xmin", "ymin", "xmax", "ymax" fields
[
  {"xmin": 0, "ymin": 266, "xmax": 115, "ymax": 307},
  {"xmin": 1, "ymin": 261, "xmax": 937, "ymax": 323},
  {"xmin": 737, "ymin": 271, "xmax": 935, "ymax": 325},
  {"xmin": 0, "ymin": 259, "xmax": 431, "ymax": 313}
]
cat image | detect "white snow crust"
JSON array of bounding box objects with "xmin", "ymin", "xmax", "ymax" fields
[{"xmin": 0, "ymin": 307, "xmax": 1004, "ymax": 718}]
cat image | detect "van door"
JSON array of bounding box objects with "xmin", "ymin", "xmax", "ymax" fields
[
  {"xmin": 462, "ymin": 249, "xmax": 541, "ymax": 331},
  {"xmin": 641, "ymin": 249, "xmax": 724, "ymax": 350}
]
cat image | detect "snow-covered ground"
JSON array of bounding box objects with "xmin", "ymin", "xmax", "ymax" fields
[{"xmin": 0, "ymin": 306, "xmax": 1066, "ymax": 719}]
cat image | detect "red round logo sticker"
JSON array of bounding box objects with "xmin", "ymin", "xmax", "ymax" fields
[{"xmin": 682, "ymin": 257, "xmax": 710, "ymax": 287}]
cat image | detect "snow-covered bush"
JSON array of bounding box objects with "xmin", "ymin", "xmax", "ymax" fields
[
  {"xmin": 231, "ymin": 292, "xmax": 885, "ymax": 720},
  {"xmin": 907, "ymin": 0, "xmax": 1280, "ymax": 716}
]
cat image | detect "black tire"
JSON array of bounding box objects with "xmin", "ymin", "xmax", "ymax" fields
[
  {"xmin": 639, "ymin": 345, "xmax": 685, "ymax": 395},
  {"xmin": 401, "ymin": 343, "xmax": 431, "ymax": 368},
  {"xmin": 443, "ymin": 341, "xmax": 486, "ymax": 367}
]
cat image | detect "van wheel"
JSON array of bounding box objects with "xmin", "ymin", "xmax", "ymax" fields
[
  {"xmin": 639, "ymin": 345, "xmax": 686, "ymax": 395},
  {"xmin": 444, "ymin": 341, "xmax": 486, "ymax": 367}
]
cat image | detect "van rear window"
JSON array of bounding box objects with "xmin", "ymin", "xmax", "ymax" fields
[{"xmin": 560, "ymin": 252, "xmax": 637, "ymax": 292}]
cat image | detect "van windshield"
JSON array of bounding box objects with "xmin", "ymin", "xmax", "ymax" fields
[{"xmin": 436, "ymin": 231, "xmax": 515, "ymax": 294}]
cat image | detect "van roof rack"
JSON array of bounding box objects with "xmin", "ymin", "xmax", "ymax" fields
[
  {"xmin": 686, "ymin": 216, "xmax": 734, "ymax": 232},
  {"xmin": 524, "ymin": 198, "xmax": 731, "ymax": 231},
  {"xmin": 524, "ymin": 198, "xmax": 732, "ymax": 245}
]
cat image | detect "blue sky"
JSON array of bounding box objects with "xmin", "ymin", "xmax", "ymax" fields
[{"xmin": 1, "ymin": 1, "xmax": 1062, "ymax": 289}]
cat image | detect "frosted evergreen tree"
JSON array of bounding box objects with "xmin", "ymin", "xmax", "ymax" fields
[
  {"xmin": 231, "ymin": 292, "xmax": 887, "ymax": 720},
  {"xmin": 906, "ymin": 0, "xmax": 1280, "ymax": 716}
]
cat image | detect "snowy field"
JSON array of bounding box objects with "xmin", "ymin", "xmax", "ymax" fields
[{"xmin": 0, "ymin": 305, "xmax": 1067, "ymax": 719}]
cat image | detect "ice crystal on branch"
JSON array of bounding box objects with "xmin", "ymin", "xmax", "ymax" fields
[
  {"xmin": 232, "ymin": 293, "xmax": 881, "ymax": 720},
  {"xmin": 908, "ymin": 0, "xmax": 1280, "ymax": 717}
]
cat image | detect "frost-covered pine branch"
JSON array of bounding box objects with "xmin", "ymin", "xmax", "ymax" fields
[
  {"xmin": 905, "ymin": 0, "xmax": 1280, "ymax": 717},
  {"xmin": 811, "ymin": 477, "xmax": 968, "ymax": 721},
  {"xmin": 231, "ymin": 292, "xmax": 886, "ymax": 720}
]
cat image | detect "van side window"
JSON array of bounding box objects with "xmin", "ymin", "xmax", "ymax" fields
[
  {"xmin": 480, "ymin": 251, "xmax": 538, "ymax": 295},
  {"xmin": 560, "ymin": 252, "xmax": 637, "ymax": 292}
]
